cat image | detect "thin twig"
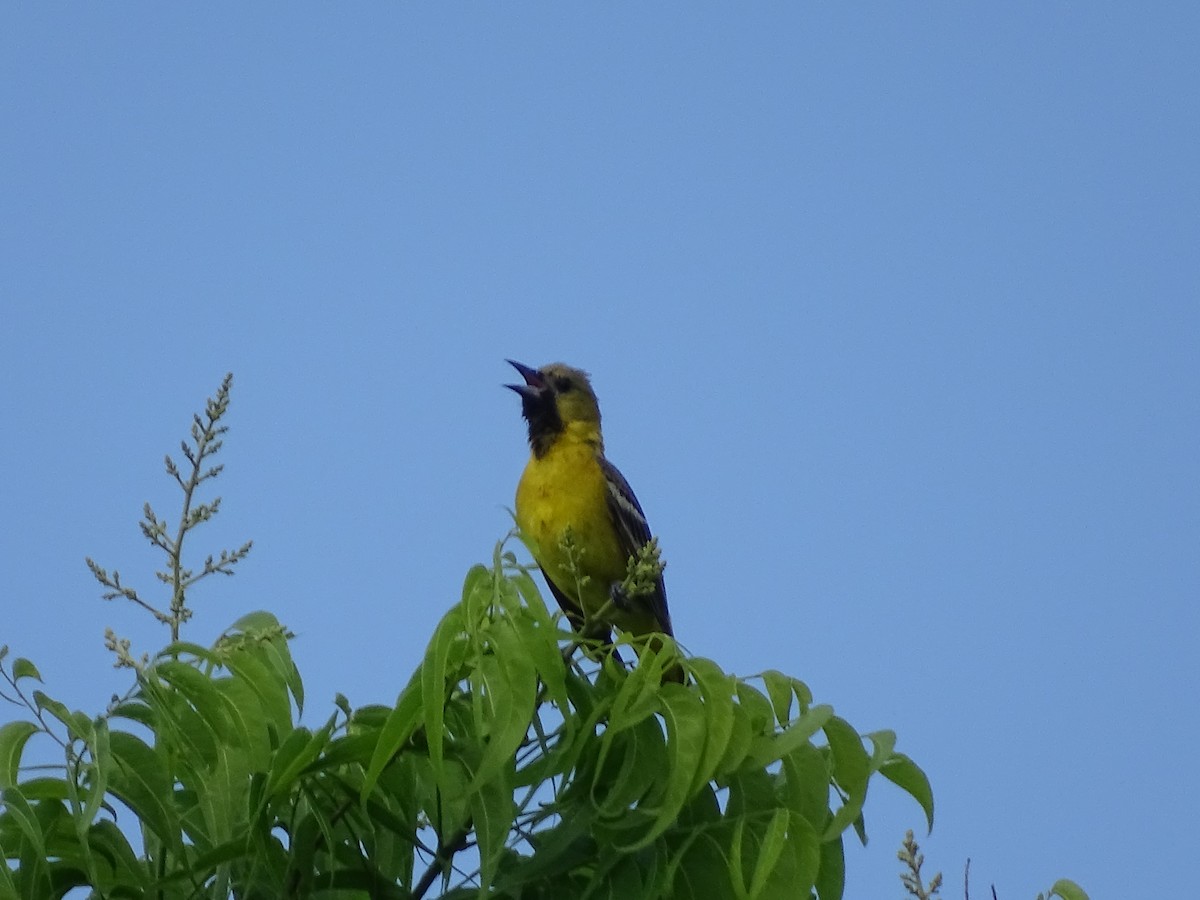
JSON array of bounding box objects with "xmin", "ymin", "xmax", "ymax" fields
[{"xmin": 412, "ymin": 826, "xmax": 472, "ymax": 900}]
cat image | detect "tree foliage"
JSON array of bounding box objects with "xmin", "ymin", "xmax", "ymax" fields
[{"xmin": 0, "ymin": 375, "xmax": 1084, "ymax": 899}]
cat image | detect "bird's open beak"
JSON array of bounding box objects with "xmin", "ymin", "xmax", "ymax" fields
[{"xmin": 505, "ymin": 359, "xmax": 547, "ymax": 401}]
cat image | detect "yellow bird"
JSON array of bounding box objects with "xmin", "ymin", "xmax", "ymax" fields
[{"xmin": 506, "ymin": 360, "xmax": 678, "ymax": 673}]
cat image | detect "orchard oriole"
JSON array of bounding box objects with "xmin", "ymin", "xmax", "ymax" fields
[{"xmin": 506, "ymin": 360, "xmax": 679, "ymax": 677}]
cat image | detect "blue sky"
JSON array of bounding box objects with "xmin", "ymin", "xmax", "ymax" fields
[{"xmin": 2, "ymin": 5, "xmax": 1197, "ymax": 897}]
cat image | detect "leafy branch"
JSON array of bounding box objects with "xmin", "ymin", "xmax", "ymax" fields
[
  {"xmin": 85, "ymin": 372, "xmax": 252, "ymax": 645},
  {"xmin": 0, "ymin": 648, "xmax": 69, "ymax": 753}
]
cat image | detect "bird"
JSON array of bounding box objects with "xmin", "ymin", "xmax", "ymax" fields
[{"xmin": 505, "ymin": 360, "xmax": 679, "ymax": 678}]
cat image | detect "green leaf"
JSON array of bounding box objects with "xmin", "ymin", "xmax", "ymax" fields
[
  {"xmin": 422, "ymin": 605, "xmax": 467, "ymax": 787},
  {"xmin": 492, "ymin": 810, "xmax": 597, "ymax": 892},
  {"xmin": 31, "ymin": 691, "xmax": 90, "ymax": 741},
  {"xmin": 106, "ymin": 732, "xmax": 180, "ymax": 850},
  {"xmin": 7, "ymin": 809, "xmax": 69, "ymax": 896},
  {"xmin": 10, "ymin": 778, "xmax": 67, "ymax": 802},
  {"xmin": 716, "ymin": 702, "xmax": 754, "ymax": 775},
  {"xmin": 460, "ymin": 563, "xmax": 494, "ymax": 627},
  {"xmin": 470, "ymin": 770, "xmax": 515, "ymax": 892},
  {"xmin": 864, "ymin": 730, "xmax": 896, "ymax": 770},
  {"xmin": 155, "ymin": 660, "xmax": 231, "ymax": 743},
  {"xmin": 175, "ymin": 835, "xmax": 260, "ymax": 879},
  {"xmin": 0, "ymin": 854, "xmax": 15, "ymax": 895},
  {"xmin": 595, "ymin": 667, "xmax": 652, "ymax": 792},
  {"xmin": 879, "ymin": 753, "xmax": 935, "ymax": 833},
  {"xmin": 137, "ymin": 677, "xmax": 218, "ymax": 768},
  {"xmin": 280, "ymin": 805, "xmax": 323, "ymax": 892},
  {"xmin": 361, "ymin": 801, "xmax": 415, "ymax": 888},
  {"xmin": 469, "ymin": 617, "xmax": 537, "ymax": 792},
  {"xmin": 746, "ymin": 808, "xmax": 790, "ymax": 898},
  {"xmin": 592, "ymin": 715, "xmax": 666, "ymax": 817},
  {"xmin": 0, "ymin": 722, "xmax": 38, "ymax": 788},
  {"xmin": 0, "ymin": 788, "xmax": 45, "ymax": 861},
  {"xmin": 669, "ymin": 828, "xmax": 734, "ymax": 900},
  {"xmin": 689, "ymin": 658, "xmax": 736, "ymax": 792},
  {"xmin": 307, "ymin": 731, "xmax": 375, "ymax": 772},
  {"xmin": 259, "ymin": 628, "xmax": 304, "ymax": 716},
  {"xmin": 593, "ymin": 850, "xmax": 648, "ymax": 900},
  {"xmin": 814, "ymin": 835, "xmax": 845, "ymax": 900},
  {"xmin": 221, "ymin": 646, "xmax": 292, "ymax": 736},
  {"xmin": 86, "ymin": 818, "xmax": 149, "ymax": 893},
  {"xmin": 227, "ymin": 609, "xmax": 284, "ymax": 635},
  {"xmin": 726, "ymin": 768, "xmax": 777, "ymax": 823},
  {"xmin": 351, "ymin": 703, "xmax": 392, "ymax": 729},
  {"xmin": 158, "ymin": 641, "xmax": 221, "ymax": 665},
  {"xmin": 1048, "ymin": 878, "xmax": 1090, "ymax": 900},
  {"xmin": 430, "ymin": 757, "xmax": 473, "ymax": 838},
  {"xmin": 625, "ymin": 683, "xmax": 706, "ymax": 850},
  {"xmin": 729, "ymin": 813, "xmax": 750, "ymax": 900},
  {"xmin": 790, "ymin": 677, "xmax": 813, "ymax": 712},
  {"xmin": 735, "ymin": 683, "xmax": 774, "ymax": 735},
  {"xmin": 768, "ymin": 809, "xmax": 821, "ymax": 900},
  {"xmin": 821, "ymin": 717, "xmax": 870, "ymax": 842},
  {"xmin": 106, "ymin": 698, "xmax": 155, "ymax": 731},
  {"xmin": 729, "ymin": 804, "xmax": 820, "ymax": 900},
  {"xmin": 780, "ymin": 742, "xmax": 830, "ymax": 831},
  {"xmin": 747, "ymin": 704, "xmax": 833, "ymax": 768},
  {"xmin": 512, "ymin": 603, "xmax": 569, "ymax": 714},
  {"xmin": 197, "ymin": 741, "xmax": 252, "ymax": 847},
  {"xmin": 761, "ymin": 670, "xmax": 795, "ymax": 726},
  {"xmin": 78, "ymin": 715, "xmax": 111, "ymax": 829},
  {"xmin": 11, "ymin": 658, "xmax": 41, "ymax": 684},
  {"xmin": 607, "ymin": 653, "xmax": 666, "ymax": 736},
  {"xmin": 510, "ymin": 566, "xmax": 553, "ymax": 620},
  {"xmin": 851, "ymin": 811, "xmax": 867, "ymax": 850},
  {"xmin": 362, "ymin": 676, "xmax": 423, "ymax": 801},
  {"xmin": 214, "ymin": 675, "xmax": 269, "ymax": 769},
  {"xmin": 515, "ymin": 687, "xmax": 603, "ymax": 792},
  {"xmin": 266, "ymin": 726, "xmax": 325, "ymax": 798}
]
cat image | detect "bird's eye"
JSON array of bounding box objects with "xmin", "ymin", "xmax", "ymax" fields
[{"xmin": 554, "ymin": 376, "xmax": 574, "ymax": 393}]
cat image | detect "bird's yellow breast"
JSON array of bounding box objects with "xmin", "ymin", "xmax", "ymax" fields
[{"xmin": 514, "ymin": 437, "xmax": 626, "ymax": 612}]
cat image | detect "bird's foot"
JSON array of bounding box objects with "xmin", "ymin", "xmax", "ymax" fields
[{"xmin": 609, "ymin": 582, "xmax": 634, "ymax": 613}]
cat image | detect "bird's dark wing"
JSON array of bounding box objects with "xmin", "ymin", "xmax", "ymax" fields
[
  {"xmin": 599, "ymin": 456, "xmax": 674, "ymax": 635},
  {"xmin": 541, "ymin": 575, "xmax": 585, "ymax": 631}
]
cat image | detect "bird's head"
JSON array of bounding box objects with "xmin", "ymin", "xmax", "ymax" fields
[{"xmin": 506, "ymin": 360, "xmax": 602, "ymax": 454}]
